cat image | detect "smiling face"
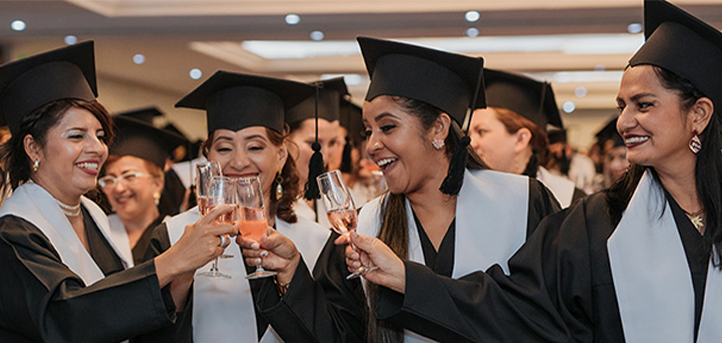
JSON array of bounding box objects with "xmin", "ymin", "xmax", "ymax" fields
[
  {"xmin": 101, "ymin": 155, "xmax": 163, "ymax": 221},
  {"xmin": 206, "ymin": 126, "xmax": 287, "ymax": 203},
  {"xmin": 288, "ymin": 118, "xmax": 341, "ymax": 183},
  {"xmin": 27, "ymin": 106, "xmax": 108, "ymax": 203},
  {"xmin": 362, "ymin": 95, "xmax": 449, "ymax": 196},
  {"xmin": 616, "ymin": 65, "xmax": 697, "ymax": 173}
]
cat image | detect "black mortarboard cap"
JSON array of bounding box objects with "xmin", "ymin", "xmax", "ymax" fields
[
  {"xmin": 358, "ymin": 36, "xmax": 485, "ymax": 126},
  {"xmin": 286, "ymin": 77, "xmax": 348, "ymax": 125},
  {"xmin": 595, "ymin": 117, "xmax": 624, "ymax": 149},
  {"xmin": 629, "ymin": 0, "xmax": 722, "ymax": 108},
  {"xmin": 175, "ymin": 71, "xmax": 315, "ymax": 135},
  {"xmin": 117, "ymin": 107, "xmax": 163, "ymax": 125},
  {"xmin": 481, "ymin": 69, "xmax": 563, "ymax": 130},
  {"xmin": 0, "ymin": 41, "xmax": 97, "ymax": 134},
  {"xmin": 109, "ymin": 116, "xmax": 186, "ymax": 168},
  {"xmin": 547, "ymin": 127, "xmax": 567, "ymax": 145},
  {"xmin": 339, "ymin": 98, "xmax": 364, "ymax": 146}
]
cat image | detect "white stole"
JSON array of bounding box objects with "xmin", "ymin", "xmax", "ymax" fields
[
  {"xmin": 165, "ymin": 207, "xmax": 330, "ymax": 343},
  {"xmin": 608, "ymin": 171, "xmax": 722, "ymax": 343},
  {"xmin": 536, "ymin": 166, "xmax": 576, "ymax": 208},
  {"xmin": 357, "ymin": 169, "xmax": 530, "ymax": 342}
]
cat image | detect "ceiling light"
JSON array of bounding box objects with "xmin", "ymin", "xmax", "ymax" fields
[
  {"xmin": 189, "ymin": 68, "xmax": 202, "ymax": 80},
  {"xmin": 627, "ymin": 23, "xmax": 643, "ymax": 34},
  {"xmin": 310, "ymin": 31, "xmax": 325, "ymax": 41},
  {"xmin": 285, "ymin": 14, "xmax": 300, "ymax": 25},
  {"xmin": 466, "ymin": 28, "xmax": 479, "ymax": 38},
  {"xmin": 64, "ymin": 35, "xmax": 78, "ymax": 45},
  {"xmin": 562, "ymin": 101, "xmax": 576, "ymax": 113},
  {"xmin": 133, "ymin": 54, "xmax": 146, "ymax": 65},
  {"xmin": 465, "ymin": 11, "xmax": 480, "ymax": 23},
  {"xmin": 11, "ymin": 20, "xmax": 26, "ymax": 32},
  {"xmin": 575, "ymin": 86, "xmax": 587, "ymax": 98}
]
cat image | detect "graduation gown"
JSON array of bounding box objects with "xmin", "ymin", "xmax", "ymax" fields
[
  {"xmin": 158, "ymin": 168, "xmax": 186, "ymax": 218},
  {"xmin": 108, "ymin": 213, "xmax": 165, "ymax": 266},
  {"xmin": 374, "ymin": 170, "xmax": 721, "ymax": 343},
  {"xmin": 0, "ymin": 183, "xmax": 180, "ymax": 343},
  {"xmin": 146, "ymin": 207, "xmax": 330, "ymax": 343},
  {"xmin": 252, "ymin": 169, "xmax": 561, "ymax": 343},
  {"xmin": 537, "ymin": 166, "xmax": 586, "ymax": 208}
]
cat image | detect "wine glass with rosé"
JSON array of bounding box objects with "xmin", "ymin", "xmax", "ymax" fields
[
  {"xmin": 235, "ymin": 176, "xmax": 276, "ymax": 279},
  {"xmin": 195, "ymin": 161, "xmax": 222, "ymax": 215},
  {"xmin": 196, "ymin": 176, "xmax": 235, "ymax": 279},
  {"xmin": 317, "ymin": 170, "xmax": 378, "ymax": 279}
]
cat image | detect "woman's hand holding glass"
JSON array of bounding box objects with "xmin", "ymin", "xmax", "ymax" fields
[
  {"xmin": 234, "ymin": 176, "xmax": 277, "ymax": 279},
  {"xmin": 196, "ymin": 176, "xmax": 236, "ymax": 278},
  {"xmin": 236, "ymin": 228, "xmax": 301, "ymax": 285},
  {"xmin": 342, "ymin": 232, "xmax": 406, "ymax": 294}
]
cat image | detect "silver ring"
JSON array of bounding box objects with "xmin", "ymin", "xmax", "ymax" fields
[{"xmin": 219, "ymin": 235, "xmax": 228, "ymax": 248}]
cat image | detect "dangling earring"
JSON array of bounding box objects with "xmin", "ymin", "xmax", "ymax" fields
[
  {"xmin": 153, "ymin": 192, "xmax": 161, "ymax": 206},
  {"xmin": 432, "ymin": 139, "xmax": 445, "ymax": 150},
  {"xmin": 275, "ymin": 172, "xmax": 283, "ymax": 200},
  {"xmin": 32, "ymin": 160, "xmax": 39, "ymax": 172},
  {"xmin": 689, "ymin": 129, "xmax": 702, "ymax": 154}
]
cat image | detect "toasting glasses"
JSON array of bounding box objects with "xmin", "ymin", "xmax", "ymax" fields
[
  {"xmin": 235, "ymin": 176, "xmax": 276, "ymax": 279},
  {"xmin": 196, "ymin": 174, "xmax": 235, "ymax": 279},
  {"xmin": 317, "ymin": 170, "xmax": 378, "ymax": 279}
]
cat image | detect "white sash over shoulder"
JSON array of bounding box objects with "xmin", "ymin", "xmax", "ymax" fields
[
  {"xmin": 0, "ymin": 183, "xmax": 133, "ymax": 284},
  {"xmin": 357, "ymin": 169, "xmax": 530, "ymax": 343},
  {"xmin": 536, "ymin": 166, "xmax": 576, "ymax": 208},
  {"xmin": 608, "ymin": 170, "xmax": 722, "ymax": 343},
  {"xmin": 165, "ymin": 207, "xmax": 329, "ymax": 343}
]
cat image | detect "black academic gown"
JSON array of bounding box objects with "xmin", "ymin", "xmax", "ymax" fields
[
  {"xmin": 0, "ymin": 206, "xmax": 185, "ymax": 343},
  {"xmin": 131, "ymin": 215, "xmax": 165, "ymax": 266},
  {"xmin": 373, "ymin": 190, "xmax": 711, "ymax": 343},
  {"xmin": 158, "ymin": 169, "xmax": 186, "ymax": 218},
  {"xmin": 251, "ymin": 178, "xmax": 561, "ymax": 343}
]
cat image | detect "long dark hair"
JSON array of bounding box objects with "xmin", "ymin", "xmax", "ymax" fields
[
  {"xmin": 0, "ymin": 99, "xmax": 113, "ymax": 196},
  {"xmin": 607, "ymin": 65, "xmax": 722, "ymax": 267},
  {"xmin": 201, "ymin": 126, "xmax": 301, "ymax": 224},
  {"xmin": 367, "ymin": 96, "xmax": 487, "ymax": 343}
]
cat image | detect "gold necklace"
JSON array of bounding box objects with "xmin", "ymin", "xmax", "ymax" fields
[{"xmin": 681, "ymin": 207, "xmax": 705, "ymax": 231}]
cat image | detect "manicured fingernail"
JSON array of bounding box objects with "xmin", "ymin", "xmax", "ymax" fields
[
  {"xmin": 260, "ymin": 251, "xmax": 268, "ymax": 257},
  {"xmin": 251, "ymin": 242, "xmax": 260, "ymax": 249},
  {"xmin": 254, "ymin": 258, "xmax": 262, "ymax": 265}
]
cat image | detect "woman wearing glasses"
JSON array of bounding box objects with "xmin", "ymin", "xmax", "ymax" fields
[
  {"xmin": 0, "ymin": 42, "xmax": 236, "ymax": 342},
  {"xmin": 99, "ymin": 116, "xmax": 186, "ymax": 265}
]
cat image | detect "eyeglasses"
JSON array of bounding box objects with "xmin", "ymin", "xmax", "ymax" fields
[{"xmin": 98, "ymin": 171, "xmax": 151, "ymax": 189}]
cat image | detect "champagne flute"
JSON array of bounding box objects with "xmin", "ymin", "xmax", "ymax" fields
[
  {"xmin": 197, "ymin": 176, "xmax": 235, "ymax": 279},
  {"xmin": 195, "ymin": 161, "xmax": 222, "ymax": 215},
  {"xmin": 235, "ymin": 176, "xmax": 276, "ymax": 279},
  {"xmin": 317, "ymin": 169, "xmax": 378, "ymax": 279}
]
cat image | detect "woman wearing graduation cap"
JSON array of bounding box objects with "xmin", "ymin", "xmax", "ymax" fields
[
  {"xmin": 99, "ymin": 115, "xmax": 186, "ymax": 265},
  {"xmin": 144, "ymin": 71, "xmax": 331, "ymax": 343},
  {"xmin": 285, "ymin": 77, "xmax": 347, "ymax": 226},
  {"xmin": 0, "ymin": 42, "xmax": 237, "ymax": 342},
  {"xmin": 238, "ymin": 36, "xmax": 560, "ymax": 343},
  {"xmin": 592, "ymin": 117, "xmax": 628, "ymax": 192},
  {"xmin": 468, "ymin": 69, "xmax": 586, "ymax": 208},
  {"xmin": 345, "ymin": 1, "xmax": 722, "ymax": 341}
]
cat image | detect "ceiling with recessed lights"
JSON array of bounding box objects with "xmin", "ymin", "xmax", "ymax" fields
[{"xmin": 1, "ymin": 0, "xmax": 721, "ymax": 120}]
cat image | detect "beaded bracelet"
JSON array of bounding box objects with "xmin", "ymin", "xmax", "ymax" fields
[{"xmin": 274, "ymin": 276, "xmax": 291, "ymax": 296}]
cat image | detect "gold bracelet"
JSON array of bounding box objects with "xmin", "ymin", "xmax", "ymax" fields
[{"xmin": 273, "ymin": 276, "xmax": 291, "ymax": 296}]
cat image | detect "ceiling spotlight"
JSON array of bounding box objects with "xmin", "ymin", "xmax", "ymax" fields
[
  {"xmin": 594, "ymin": 64, "xmax": 606, "ymax": 71},
  {"xmin": 11, "ymin": 20, "xmax": 26, "ymax": 32},
  {"xmin": 189, "ymin": 68, "xmax": 203, "ymax": 80},
  {"xmin": 575, "ymin": 86, "xmax": 587, "ymax": 98},
  {"xmin": 133, "ymin": 54, "xmax": 146, "ymax": 65},
  {"xmin": 465, "ymin": 11, "xmax": 480, "ymax": 23},
  {"xmin": 285, "ymin": 14, "xmax": 300, "ymax": 25},
  {"xmin": 562, "ymin": 101, "xmax": 576, "ymax": 113},
  {"xmin": 466, "ymin": 28, "xmax": 479, "ymax": 38},
  {"xmin": 627, "ymin": 23, "xmax": 643, "ymax": 34},
  {"xmin": 64, "ymin": 35, "xmax": 78, "ymax": 45},
  {"xmin": 310, "ymin": 30, "xmax": 325, "ymax": 41}
]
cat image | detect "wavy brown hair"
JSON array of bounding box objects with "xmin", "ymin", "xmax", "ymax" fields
[
  {"xmin": 201, "ymin": 126, "xmax": 301, "ymax": 224},
  {"xmin": 0, "ymin": 99, "xmax": 113, "ymax": 195},
  {"xmin": 492, "ymin": 106, "xmax": 549, "ymax": 177}
]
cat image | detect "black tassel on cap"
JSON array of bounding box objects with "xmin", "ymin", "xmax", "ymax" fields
[
  {"xmin": 304, "ymin": 83, "xmax": 325, "ymax": 200},
  {"xmin": 440, "ymin": 59, "xmax": 484, "ymax": 196},
  {"xmin": 340, "ymin": 135, "xmax": 353, "ymax": 173}
]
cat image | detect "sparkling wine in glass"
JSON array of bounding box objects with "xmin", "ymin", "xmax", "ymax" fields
[
  {"xmin": 196, "ymin": 161, "xmax": 222, "ymax": 215},
  {"xmin": 317, "ymin": 170, "xmax": 378, "ymax": 279},
  {"xmin": 197, "ymin": 176, "xmax": 235, "ymax": 279},
  {"xmin": 235, "ymin": 176, "xmax": 276, "ymax": 279}
]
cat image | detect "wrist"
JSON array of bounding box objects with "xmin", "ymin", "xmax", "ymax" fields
[{"xmin": 276, "ymin": 253, "xmax": 300, "ymax": 284}]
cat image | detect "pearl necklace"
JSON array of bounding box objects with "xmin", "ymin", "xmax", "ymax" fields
[{"xmin": 55, "ymin": 199, "xmax": 81, "ymax": 217}]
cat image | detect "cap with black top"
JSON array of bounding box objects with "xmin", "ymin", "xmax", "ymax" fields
[
  {"xmin": 629, "ymin": 0, "xmax": 722, "ymax": 108},
  {"xmin": 286, "ymin": 77, "xmax": 348, "ymax": 126},
  {"xmin": 109, "ymin": 115, "xmax": 187, "ymax": 169},
  {"xmin": 595, "ymin": 117, "xmax": 624, "ymax": 149},
  {"xmin": 0, "ymin": 41, "xmax": 97, "ymax": 134},
  {"xmin": 175, "ymin": 71, "xmax": 316, "ymax": 135},
  {"xmin": 117, "ymin": 107, "xmax": 163, "ymax": 125},
  {"xmin": 481, "ymin": 68, "xmax": 563, "ymax": 131},
  {"xmin": 339, "ymin": 98, "xmax": 364, "ymax": 174},
  {"xmin": 358, "ymin": 36, "xmax": 485, "ymax": 195}
]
